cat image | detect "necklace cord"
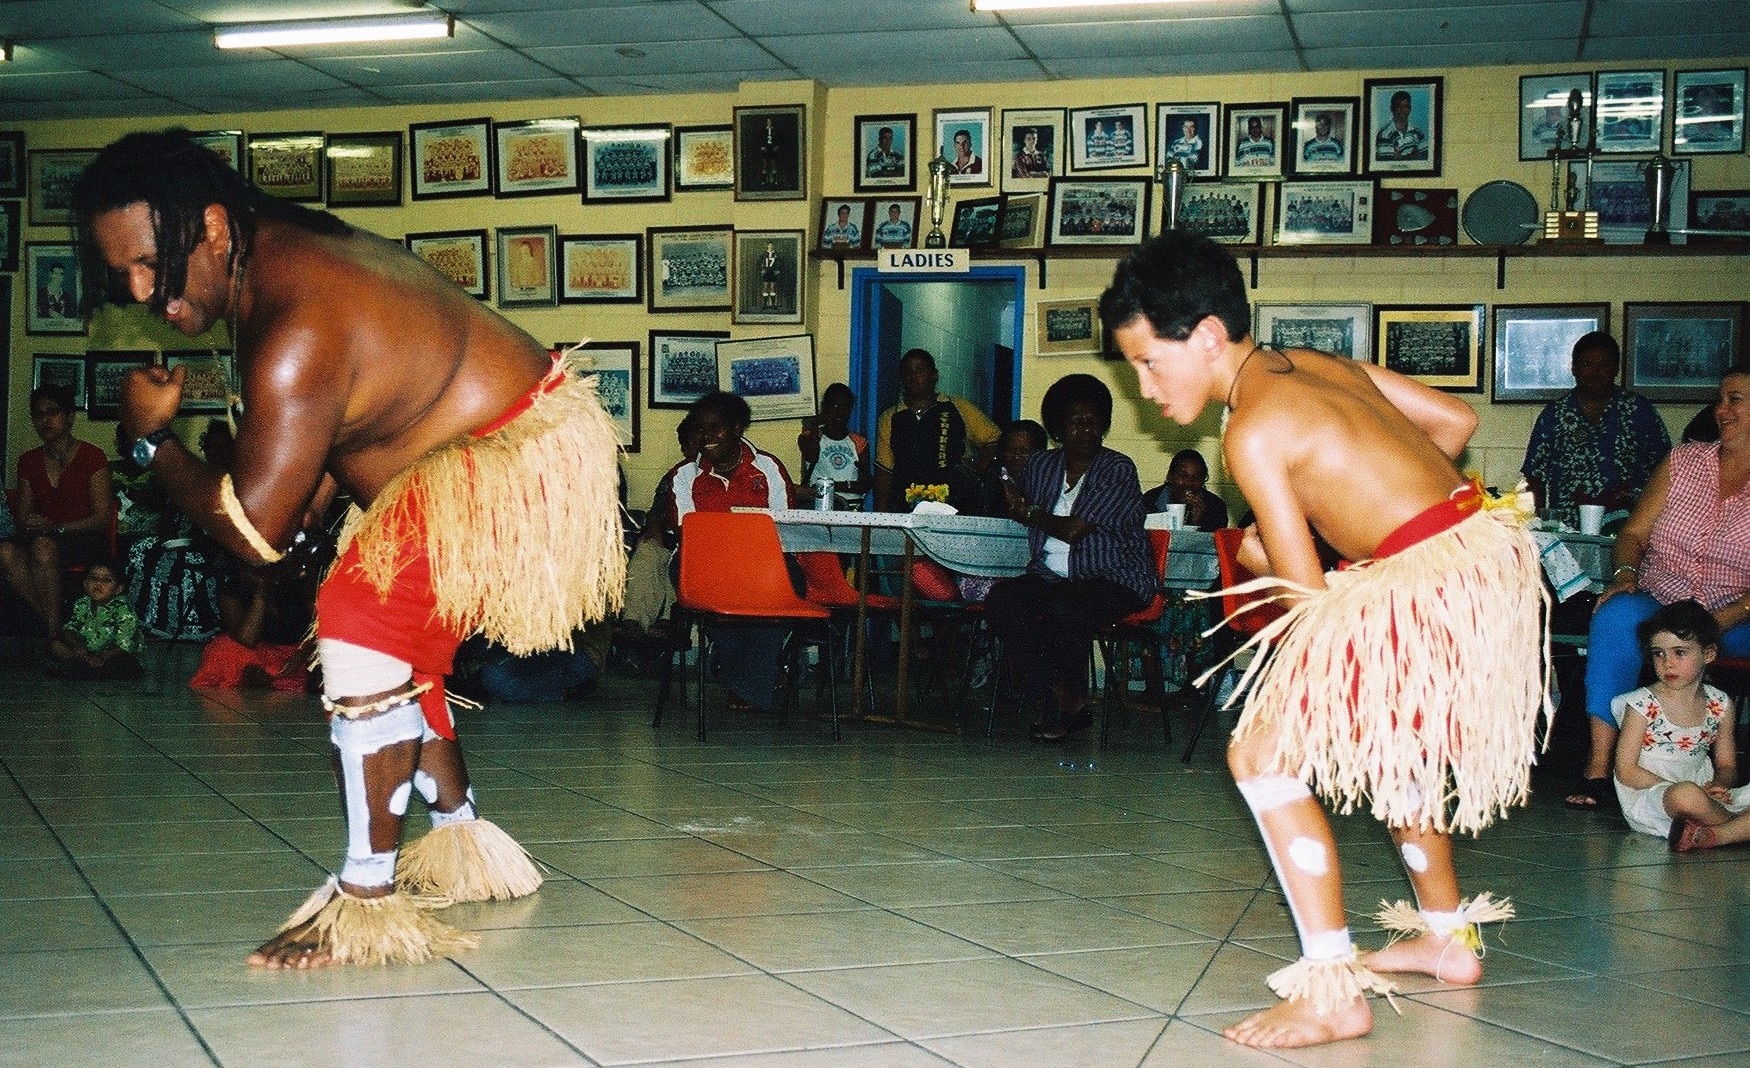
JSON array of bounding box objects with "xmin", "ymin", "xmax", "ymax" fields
[{"xmin": 1225, "ymin": 344, "xmax": 1264, "ymax": 411}]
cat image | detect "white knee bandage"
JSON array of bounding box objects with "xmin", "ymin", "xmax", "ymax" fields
[
  {"xmin": 331, "ymin": 699, "xmax": 424, "ymax": 890},
  {"xmin": 1236, "ymin": 774, "xmax": 1313, "ymax": 812},
  {"xmin": 319, "ymin": 638, "xmax": 414, "ymax": 700}
]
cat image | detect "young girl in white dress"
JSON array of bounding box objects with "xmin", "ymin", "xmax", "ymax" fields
[{"xmin": 1613, "ymin": 600, "xmax": 1750, "ymax": 851}]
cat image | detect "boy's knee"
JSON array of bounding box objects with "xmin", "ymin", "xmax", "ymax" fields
[{"xmin": 1226, "ymin": 731, "xmax": 1277, "ymax": 781}]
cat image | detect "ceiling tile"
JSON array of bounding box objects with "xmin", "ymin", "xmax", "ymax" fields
[
  {"xmin": 574, "ymin": 70, "xmax": 765, "ymax": 95},
  {"xmin": 0, "ymin": 70, "xmax": 162, "ymax": 103},
  {"xmin": 6, "ymin": 96, "xmax": 190, "ymax": 121},
  {"xmin": 1583, "ymin": 32, "xmax": 1750, "ymax": 61},
  {"xmin": 527, "ymin": 38, "xmax": 787, "ymax": 77},
  {"xmin": 372, "ymin": 78, "xmax": 598, "ymax": 106},
  {"xmin": 1001, "ymin": 0, "xmax": 1281, "ymax": 22},
  {"xmin": 762, "ymin": 28, "xmax": 1026, "ymax": 68},
  {"xmin": 814, "ymin": 59, "xmax": 1054, "ymax": 88},
  {"xmin": 119, "ymin": 60, "xmax": 353, "ymax": 99},
  {"xmin": 705, "ymin": 0, "xmax": 994, "ymax": 34},
  {"xmin": 1039, "ymin": 53, "xmax": 1304, "ymax": 79},
  {"xmin": 32, "ymin": 31, "xmax": 257, "ymax": 74},
  {"xmin": 1304, "ymin": 40, "xmax": 1585, "ymax": 70},
  {"xmin": 1293, "ymin": 5, "xmax": 1588, "ymax": 49},
  {"xmin": 466, "ymin": 2, "xmax": 739, "ymax": 46},
  {"xmin": 1586, "ymin": 0, "xmax": 1747, "ymax": 34},
  {"xmin": 0, "ymin": 0, "xmax": 202, "ymax": 36},
  {"xmin": 301, "ymin": 48, "xmax": 559, "ymax": 87},
  {"xmin": 1012, "ymin": 17, "xmax": 1296, "ymax": 58}
]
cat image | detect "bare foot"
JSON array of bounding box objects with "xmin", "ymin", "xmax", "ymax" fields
[
  {"xmin": 245, "ymin": 919, "xmax": 335, "ymax": 969},
  {"xmin": 1361, "ymin": 932, "xmax": 1483, "ymax": 985},
  {"xmin": 1224, "ymin": 995, "xmax": 1372, "ymax": 1048}
]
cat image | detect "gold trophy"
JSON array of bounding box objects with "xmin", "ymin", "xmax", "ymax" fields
[
  {"xmin": 923, "ymin": 154, "xmax": 950, "ymax": 249},
  {"xmin": 1542, "ymin": 88, "xmax": 1600, "ymax": 243}
]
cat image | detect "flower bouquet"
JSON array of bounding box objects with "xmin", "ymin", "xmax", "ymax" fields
[{"xmin": 904, "ymin": 483, "xmax": 950, "ymax": 509}]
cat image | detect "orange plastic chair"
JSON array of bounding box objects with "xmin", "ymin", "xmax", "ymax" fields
[
  {"xmin": 1182, "ymin": 526, "xmax": 1289, "ymax": 761},
  {"xmin": 1094, "ymin": 527, "xmax": 1173, "ymax": 745}
]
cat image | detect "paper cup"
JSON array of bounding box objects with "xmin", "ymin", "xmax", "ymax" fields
[
  {"xmin": 1578, "ymin": 504, "xmax": 1604, "ymax": 535},
  {"xmin": 1165, "ymin": 503, "xmax": 1187, "ymax": 530}
]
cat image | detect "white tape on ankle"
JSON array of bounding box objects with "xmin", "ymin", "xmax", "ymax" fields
[
  {"xmin": 1420, "ymin": 908, "xmax": 1466, "ymax": 938},
  {"xmin": 340, "ymin": 850, "xmax": 397, "ymax": 889},
  {"xmin": 1400, "ymin": 842, "xmax": 1429, "ymax": 873},
  {"xmin": 430, "ymin": 796, "xmax": 478, "ymax": 828},
  {"xmin": 1236, "ymin": 774, "xmax": 1313, "ymax": 812},
  {"xmin": 1303, "ymin": 928, "xmax": 1354, "ymax": 962},
  {"xmin": 1288, "ymin": 835, "xmax": 1329, "ymax": 875}
]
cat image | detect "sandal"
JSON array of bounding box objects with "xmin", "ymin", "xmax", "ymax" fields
[
  {"xmin": 1669, "ymin": 820, "xmax": 1718, "ymax": 853},
  {"xmin": 1564, "ymin": 777, "xmax": 1613, "ymax": 810}
]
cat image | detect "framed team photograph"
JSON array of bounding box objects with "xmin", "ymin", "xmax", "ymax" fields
[
  {"xmin": 1254, "ymin": 303, "xmax": 1371, "ymax": 361},
  {"xmin": 855, "ymin": 113, "xmax": 915, "ymax": 192},
  {"xmin": 648, "ymin": 329, "xmax": 727, "ymax": 410},
  {"xmin": 1179, "ymin": 181, "xmax": 1265, "ymax": 245},
  {"xmin": 1047, "ymin": 177, "xmax": 1150, "ymax": 247},
  {"xmin": 818, "ymin": 197, "xmax": 871, "ymax": 253},
  {"xmin": 1276, "ymin": 179, "xmax": 1376, "ymax": 245},
  {"xmin": 85, "ymin": 351, "xmax": 155, "ymax": 422},
  {"xmin": 324, "ymin": 131, "xmax": 401, "ymax": 207},
  {"xmin": 1673, "ymin": 68, "xmax": 1746, "ymax": 155},
  {"xmin": 869, "ymin": 197, "xmax": 922, "ymax": 250},
  {"xmin": 998, "ymin": 192, "xmax": 1047, "ymax": 249},
  {"xmin": 1690, "ymin": 189, "xmax": 1750, "ymax": 244},
  {"xmin": 0, "ymin": 199, "xmax": 19, "ymax": 272},
  {"xmin": 1590, "ymin": 158, "xmax": 1689, "ymax": 244},
  {"xmin": 733, "ymin": 229, "xmax": 805, "ymax": 326},
  {"xmin": 1364, "ymin": 77, "xmax": 1442, "ymax": 176},
  {"xmin": 1035, "ymin": 297, "xmax": 1101, "ymax": 357},
  {"xmin": 1595, "ymin": 69, "xmax": 1665, "ymax": 154},
  {"xmin": 1223, "ymin": 103, "xmax": 1287, "ymax": 180},
  {"xmin": 1374, "ymin": 304, "xmax": 1484, "ymax": 392},
  {"xmin": 409, "ymin": 117, "xmax": 493, "ymax": 200},
  {"xmin": 559, "ymin": 234, "xmax": 641, "ymax": 304},
  {"xmin": 0, "ymin": 131, "xmax": 24, "ymax": 196},
  {"xmin": 27, "ymin": 148, "xmax": 97, "ymax": 226},
  {"xmin": 247, "ymin": 132, "xmax": 323, "ymax": 202},
  {"xmin": 1490, "ymin": 303, "xmax": 1610, "ymax": 403},
  {"xmin": 933, "ymin": 107, "xmax": 993, "ymax": 188},
  {"xmin": 1289, "ymin": 97, "xmax": 1359, "ymax": 177},
  {"xmin": 405, "ymin": 229, "xmax": 489, "ymax": 301},
  {"xmin": 1068, "ymin": 103, "xmax": 1147, "ymax": 172},
  {"xmin": 1623, "ymin": 302, "xmax": 1744, "ymax": 401},
  {"xmin": 734, "ymin": 104, "xmax": 806, "ymax": 201},
  {"xmin": 1519, "ymin": 73, "xmax": 1593, "ymax": 160},
  {"xmin": 950, "ymin": 196, "xmax": 1004, "ymax": 249},
  {"xmin": 581, "ymin": 124, "xmax": 671, "ymax": 203},
  {"xmin": 647, "ymin": 225, "xmax": 732, "ymax": 313},
  {"xmin": 1000, "ymin": 108, "xmax": 1064, "ymax": 194},
  {"xmin": 716, "ymin": 334, "xmax": 817, "ymax": 422},
  {"xmin": 163, "ymin": 350, "xmax": 233, "ymax": 413},
  {"xmin": 492, "ymin": 117, "xmax": 580, "ymax": 197},
  {"xmin": 1156, "ymin": 102, "xmax": 1221, "ymax": 179},
  {"xmin": 673, "ymin": 125, "xmax": 734, "ymax": 191},
  {"xmin": 25, "ymin": 242, "xmax": 84, "ymax": 335},
  {"xmin": 188, "ymin": 130, "xmax": 244, "ymax": 172},
  {"xmin": 32, "ymin": 353, "xmax": 86, "ymax": 406},
  {"xmin": 495, "ymin": 225, "xmax": 558, "ymax": 308},
  {"xmin": 564, "ymin": 341, "xmax": 640, "ymax": 452}
]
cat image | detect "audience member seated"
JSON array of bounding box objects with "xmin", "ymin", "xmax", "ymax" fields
[
  {"xmin": 125, "ymin": 420, "xmax": 234, "ymax": 641},
  {"xmin": 1145, "ymin": 447, "xmax": 1230, "ymax": 530},
  {"xmin": 453, "ymin": 622, "xmax": 611, "ymax": 704},
  {"xmin": 873, "ymin": 348, "xmax": 1000, "ymax": 513},
  {"xmin": 985, "ymin": 374, "xmax": 1153, "ymax": 741},
  {"xmin": 798, "ymin": 382, "xmax": 870, "ymax": 509},
  {"xmin": 1522, "ymin": 331, "xmax": 1669, "ymax": 525},
  {"xmin": 1567, "ymin": 366, "xmax": 1750, "ymax": 810},
  {"xmin": 189, "ymin": 530, "xmax": 327, "ymax": 692},
  {"xmin": 615, "ymin": 416, "xmax": 700, "ymax": 675},
  {"xmin": 0, "ymin": 490, "xmax": 42, "ymax": 638},
  {"xmin": 46, "ymin": 558, "xmax": 143, "ymax": 679},
  {"xmin": 4, "ymin": 385, "xmax": 117, "ymax": 638}
]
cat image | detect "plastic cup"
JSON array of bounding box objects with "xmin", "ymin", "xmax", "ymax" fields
[
  {"xmin": 1578, "ymin": 504, "xmax": 1604, "ymax": 535},
  {"xmin": 1165, "ymin": 503, "xmax": 1187, "ymax": 530}
]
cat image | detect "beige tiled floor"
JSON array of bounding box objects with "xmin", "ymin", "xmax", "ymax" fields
[{"xmin": 3, "ymin": 647, "xmax": 1748, "ymax": 1067}]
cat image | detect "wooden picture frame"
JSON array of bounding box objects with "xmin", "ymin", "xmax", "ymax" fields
[
  {"xmin": 1254, "ymin": 302, "xmax": 1372, "ymax": 361},
  {"xmin": 1156, "ymin": 102, "xmax": 1220, "ymax": 179},
  {"xmin": 559, "ymin": 234, "xmax": 642, "ymax": 304},
  {"xmin": 1364, "ymin": 77, "xmax": 1443, "ymax": 176},
  {"xmin": 32, "ymin": 353, "xmax": 86, "ymax": 407},
  {"xmin": 733, "ymin": 229, "xmax": 805, "ymax": 325},
  {"xmin": 818, "ymin": 197, "xmax": 871, "ymax": 253},
  {"xmin": 647, "ymin": 225, "xmax": 732, "ymax": 313},
  {"xmin": 492, "ymin": 118, "xmax": 581, "ymax": 197},
  {"xmin": 1490, "ymin": 303, "xmax": 1609, "ymax": 403},
  {"xmin": 1047, "ymin": 177, "xmax": 1151, "ymax": 246},
  {"xmin": 1623, "ymin": 301, "xmax": 1745, "ymax": 401},
  {"xmin": 85, "ymin": 351, "xmax": 155, "ymax": 421},
  {"xmin": 998, "ymin": 193, "xmax": 1047, "ymax": 249},
  {"xmin": 1276, "ymin": 179, "xmax": 1376, "ymax": 245},
  {"xmin": 1594, "ymin": 70, "xmax": 1665, "ymax": 155},
  {"xmin": 1068, "ymin": 103, "xmax": 1147, "ymax": 172},
  {"xmin": 933, "ymin": 107, "xmax": 994, "ymax": 188},
  {"xmin": 25, "ymin": 242, "xmax": 83, "ymax": 335},
  {"xmin": 648, "ymin": 329, "xmax": 727, "ymax": 410},
  {"xmin": 581, "ymin": 124, "xmax": 671, "ymax": 203},
  {"xmin": 0, "ymin": 131, "xmax": 24, "ymax": 196},
  {"xmin": 1224, "ymin": 102, "xmax": 1287, "ymax": 180},
  {"xmin": 1289, "ymin": 97, "xmax": 1360, "ymax": 177},
  {"xmin": 0, "ymin": 199, "xmax": 19, "ymax": 272},
  {"xmin": 409, "ymin": 117, "xmax": 493, "ymax": 200},
  {"xmin": 869, "ymin": 197, "xmax": 922, "ymax": 250},
  {"xmin": 716, "ymin": 333, "xmax": 817, "ymax": 422},
  {"xmin": 855, "ymin": 113, "xmax": 916, "ymax": 192},
  {"xmin": 27, "ymin": 149, "xmax": 97, "ymax": 226},
  {"xmin": 1000, "ymin": 108, "xmax": 1064, "ymax": 193},
  {"xmin": 1519, "ymin": 73, "xmax": 1593, "ymax": 160},
  {"xmin": 163, "ymin": 350, "xmax": 234, "ymax": 414},
  {"xmin": 734, "ymin": 104, "xmax": 806, "ymax": 201},
  {"xmin": 563, "ymin": 341, "xmax": 640, "ymax": 452},
  {"xmin": 495, "ymin": 225, "xmax": 558, "ymax": 308},
  {"xmin": 674, "ymin": 125, "xmax": 734, "ymax": 191},
  {"xmin": 324, "ymin": 131, "xmax": 402, "ymax": 207},
  {"xmin": 950, "ymin": 195, "xmax": 1005, "ymax": 249},
  {"xmin": 1180, "ymin": 181, "xmax": 1265, "ymax": 244},
  {"xmin": 187, "ymin": 130, "xmax": 244, "ymax": 172},
  {"xmin": 1374, "ymin": 304, "xmax": 1484, "ymax": 392},
  {"xmin": 1673, "ymin": 68, "xmax": 1747, "ymax": 155},
  {"xmin": 405, "ymin": 229, "xmax": 489, "ymax": 301},
  {"xmin": 1035, "ymin": 297, "xmax": 1102, "ymax": 357},
  {"xmin": 247, "ymin": 132, "xmax": 323, "ymax": 202}
]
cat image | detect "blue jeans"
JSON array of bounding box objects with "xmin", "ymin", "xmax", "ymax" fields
[
  {"xmin": 479, "ymin": 645, "xmax": 599, "ymax": 703},
  {"xmin": 1584, "ymin": 592, "xmax": 1750, "ymax": 723}
]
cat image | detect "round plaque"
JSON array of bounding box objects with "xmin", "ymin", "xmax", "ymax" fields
[{"xmin": 1461, "ymin": 180, "xmax": 1540, "ymax": 246}]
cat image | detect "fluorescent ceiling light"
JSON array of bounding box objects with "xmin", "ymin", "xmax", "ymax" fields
[
  {"xmin": 215, "ymin": 12, "xmax": 454, "ymax": 50},
  {"xmin": 972, "ymin": 0, "xmax": 1197, "ymax": 10}
]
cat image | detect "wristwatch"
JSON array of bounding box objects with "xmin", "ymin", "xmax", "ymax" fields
[{"xmin": 131, "ymin": 426, "xmax": 177, "ymax": 468}]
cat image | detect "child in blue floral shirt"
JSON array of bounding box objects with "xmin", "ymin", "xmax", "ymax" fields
[{"xmin": 48, "ymin": 559, "xmax": 144, "ymax": 678}]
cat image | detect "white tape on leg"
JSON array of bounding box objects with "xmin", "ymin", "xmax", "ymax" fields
[
  {"xmin": 430, "ymin": 791, "xmax": 478, "ymax": 829},
  {"xmin": 1302, "ymin": 928, "xmax": 1354, "ymax": 962},
  {"xmin": 1235, "ymin": 774, "xmax": 1313, "ymax": 812},
  {"xmin": 340, "ymin": 850, "xmax": 398, "ymax": 889},
  {"xmin": 330, "ymin": 699, "xmax": 423, "ymax": 885},
  {"xmin": 1400, "ymin": 842, "xmax": 1429, "ymax": 873},
  {"xmin": 413, "ymin": 770, "xmax": 439, "ymax": 805},
  {"xmin": 1288, "ymin": 835, "xmax": 1330, "ymax": 875}
]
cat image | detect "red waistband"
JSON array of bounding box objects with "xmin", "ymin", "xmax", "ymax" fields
[
  {"xmin": 471, "ymin": 355, "xmax": 565, "ymax": 440},
  {"xmin": 1373, "ymin": 484, "xmax": 1481, "ymax": 559}
]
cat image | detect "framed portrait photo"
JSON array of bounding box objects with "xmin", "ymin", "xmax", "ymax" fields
[
  {"xmin": 1068, "ymin": 103, "xmax": 1147, "ymax": 172},
  {"xmin": 998, "ymin": 193, "xmax": 1047, "ymax": 250},
  {"xmin": 188, "ymin": 130, "xmax": 244, "ymax": 172},
  {"xmin": 716, "ymin": 334, "xmax": 817, "ymax": 422},
  {"xmin": 1623, "ymin": 302, "xmax": 1744, "ymax": 401},
  {"xmin": 1047, "ymin": 177, "xmax": 1150, "ymax": 246},
  {"xmin": 493, "ymin": 117, "xmax": 581, "ymax": 197},
  {"xmin": 1035, "ymin": 297, "xmax": 1101, "ymax": 357},
  {"xmin": 1000, "ymin": 108, "xmax": 1064, "ymax": 194},
  {"xmin": 1364, "ymin": 78, "xmax": 1442, "ymax": 176},
  {"xmin": 1276, "ymin": 179, "xmax": 1376, "ymax": 245},
  {"xmin": 1689, "ymin": 189, "xmax": 1750, "ymax": 244},
  {"xmin": 1490, "ymin": 304, "xmax": 1609, "ymax": 403},
  {"xmin": 1289, "ymin": 97, "xmax": 1359, "ymax": 177},
  {"xmin": 1519, "ymin": 73, "xmax": 1593, "ymax": 160},
  {"xmin": 1673, "ymin": 68, "xmax": 1747, "ymax": 155},
  {"xmin": 818, "ymin": 197, "xmax": 872, "ymax": 253},
  {"xmin": 733, "ymin": 229, "xmax": 805, "ymax": 326},
  {"xmin": 559, "ymin": 234, "xmax": 642, "ymax": 304},
  {"xmin": 648, "ymin": 329, "xmax": 727, "ymax": 410},
  {"xmin": 495, "ymin": 225, "xmax": 558, "ymax": 308},
  {"xmin": 647, "ymin": 225, "xmax": 733, "ymax": 313},
  {"xmin": 85, "ymin": 351, "xmax": 155, "ymax": 422},
  {"xmin": 324, "ymin": 131, "xmax": 402, "ymax": 207},
  {"xmin": 869, "ymin": 196, "xmax": 922, "ymax": 250},
  {"xmin": 734, "ymin": 104, "xmax": 806, "ymax": 201},
  {"xmin": 564, "ymin": 341, "xmax": 640, "ymax": 452},
  {"xmin": 1254, "ymin": 303, "xmax": 1372, "ymax": 362},
  {"xmin": 950, "ymin": 196, "xmax": 1005, "ymax": 250},
  {"xmin": 582, "ymin": 124, "xmax": 671, "ymax": 203},
  {"xmin": 0, "ymin": 131, "xmax": 24, "ymax": 196},
  {"xmin": 32, "ymin": 353, "xmax": 86, "ymax": 406},
  {"xmin": 1590, "ymin": 159, "xmax": 1689, "ymax": 244},
  {"xmin": 248, "ymin": 132, "xmax": 322, "ymax": 202},
  {"xmin": 409, "ymin": 117, "xmax": 493, "ymax": 200},
  {"xmin": 1595, "ymin": 70, "xmax": 1665, "ymax": 154},
  {"xmin": 0, "ymin": 199, "xmax": 19, "ymax": 272},
  {"xmin": 1224, "ymin": 102, "xmax": 1287, "ymax": 180},
  {"xmin": 1180, "ymin": 181, "xmax": 1265, "ymax": 245},
  {"xmin": 163, "ymin": 350, "xmax": 234, "ymax": 414},
  {"xmin": 855, "ymin": 113, "xmax": 916, "ymax": 193},
  {"xmin": 27, "ymin": 149, "xmax": 97, "ymax": 226},
  {"xmin": 674, "ymin": 125, "xmax": 734, "ymax": 191},
  {"xmin": 1156, "ymin": 102, "xmax": 1220, "ymax": 179},
  {"xmin": 405, "ymin": 229, "xmax": 489, "ymax": 301},
  {"xmin": 934, "ymin": 107, "xmax": 994, "ymax": 188},
  {"xmin": 25, "ymin": 242, "xmax": 84, "ymax": 335},
  {"xmin": 1374, "ymin": 304, "xmax": 1484, "ymax": 392}
]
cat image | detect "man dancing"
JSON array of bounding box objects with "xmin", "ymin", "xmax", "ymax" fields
[
  {"xmin": 77, "ymin": 130, "xmax": 625, "ymax": 968},
  {"xmin": 1103, "ymin": 233, "xmax": 1548, "ymax": 1048}
]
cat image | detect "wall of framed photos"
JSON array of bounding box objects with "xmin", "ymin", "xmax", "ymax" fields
[{"xmin": 5, "ymin": 60, "xmax": 1747, "ymax": 509}]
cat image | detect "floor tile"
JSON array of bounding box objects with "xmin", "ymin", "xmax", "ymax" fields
[
  {"xmin": 0, "ymin": 947, "xmax": 172, "ymax": 1016},
  {"xmin": 795, "ymin": 860, "xmax": 1070, "ymax": 908},
  {"xmin": 899, "ymin": 898, "xmax": 1207, "ymax": 956},
  {"xmin": 141, "ymin": 940, "xmax": 485, "ymax": 1008},
  {"xmin": 921, "ymin": 1017, "xmax": 1171, "ymax": 1068},
  {"xmin": 682, "ymin": 909, "xmax": 995, "ymax": 972},
  {"xmin": 590, "ymin": 869, "xmax": 870, "ymax": 919},
  {"xmin": 0, "ymin": 896, "xmax": 127, "ymax": 953},
  {"xmin": 462, "ymin": 920, "xmax": 757, "ymax": 989},
  {"xmin": 0, "ymin": 1010, "xmax": 214, "ymax": 1068}
]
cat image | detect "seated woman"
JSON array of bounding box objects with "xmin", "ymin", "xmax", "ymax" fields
[
  {"xmin": 1567, "ymin": 365, "xmax": 1750, "ymax": 809},
  {"xmin": 1145, "ymin": 447, "xmax": 1230, "ymax": 530},
  {"xmin": 985, "ymin": 374, "xmax": 1154, "ymax": 740}
]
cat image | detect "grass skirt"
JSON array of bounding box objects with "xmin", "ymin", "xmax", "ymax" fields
[{"xmin": 1215, "ymin": 508, "xmax": 1550, "ymax": 836}]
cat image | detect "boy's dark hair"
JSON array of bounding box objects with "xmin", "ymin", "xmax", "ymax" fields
[
  {"xmin": 1040, "ymin": 373, "xmax": 1113, "ymax": 441},
  {"xmin": 1099, "ymin": 233, "xmax": 1251, "ymax": 353},
  {"xmin": 1638, "ymin": 599, "xmax": 1721, "ymax": 651},
  {"xmin": 30, "ymin": 384, "xmax": 78, "ymax": 413},
  {"xmin": 1001, "ymin": 418, "xmax": 1048, "ymax": 452},
  {"xmin": 822, "ymin": 382, "xmax": 855, "ymax": 405},
  {"xmin": 84, "ymin": 556, "xmax": 124, "ymax": 582},
  {"xmin": 899, "ymin": 348, "xmax": 936, "ymax": 371},
  {"xmin": 73, "ymin": 129, "xmax": 351, "ymax": 317},
  {"xmin": 1572, "ymin": 331, "xmax": 1620, "ymax": 362},
  {"xmin": 689, "ymin": 390, "xmax": 752, "ymax": 430}
]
